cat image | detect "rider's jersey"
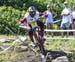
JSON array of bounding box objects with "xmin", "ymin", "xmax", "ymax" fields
[
  {"xmin": 20, "ymin": 11, "xmax": 40, "ymax": 24},
  {"xmin": 25, "ymin": 12, "xmax": 40, "ymax": 24}
]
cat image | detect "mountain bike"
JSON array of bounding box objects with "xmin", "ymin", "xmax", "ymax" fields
[
  {"xmin": 19, "ymin": 25, "xmax": 46, "ymax": 55},
  {"xmin": 32, "ymin": 26, "xmax": 46, "ymax": 56}
]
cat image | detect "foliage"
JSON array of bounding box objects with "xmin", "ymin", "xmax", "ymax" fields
[
  {"xmin": 0, "ymin": 0, "xmax": 75, "ymax": 34},
  {"xmin": 0, "ymin": 6, "xmax": 26, "ymax": 34}
]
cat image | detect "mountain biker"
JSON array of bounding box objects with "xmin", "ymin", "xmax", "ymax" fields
[{"xmin": 19, "ymin": 6, "xmax": 45, "ymax": 46}]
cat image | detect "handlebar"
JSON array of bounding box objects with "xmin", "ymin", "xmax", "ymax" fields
[
  {"xmin": 19, "ymin": 24, "xmax": 40, "ymax": 32},
  {"xmin": 32, "ymin": 26, "xmax": 40, "ymax": 32}
]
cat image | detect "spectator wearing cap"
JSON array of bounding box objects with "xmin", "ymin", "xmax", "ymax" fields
[
  {"xmin": 43, "ymin": 4, "xmax": 57, "ymax": 37},
  {"xmin": 60, "ymin": 1, "xmax": 71, "ymax": 37}
]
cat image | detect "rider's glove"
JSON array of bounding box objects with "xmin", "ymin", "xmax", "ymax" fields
[{"xmin": 26, "ymin": 25, "xmax": 31, "ymax": 30}]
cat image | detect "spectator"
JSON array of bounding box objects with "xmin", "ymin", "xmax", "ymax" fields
[
  {"xmin": 71, "ymin": 5, "xmax": 75, "ymax": 37},
  {"xmin": 44, "ymin": 4, "xmax": 57, "ymax": 37},
  {"xmin": 60, "ymin": 1, "xmax": 71, "ymax": 37}
]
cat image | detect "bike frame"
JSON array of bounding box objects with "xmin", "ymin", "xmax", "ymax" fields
[
  {"xmin": 32, "ymin": 26, "xmax": 46, "ymax": 56},
  {"xmin": 19, "ymin": 25, "xmax": 46, "ymax": 55}
]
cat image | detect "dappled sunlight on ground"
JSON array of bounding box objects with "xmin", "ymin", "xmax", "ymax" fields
[{"xmin": 0, "ymin": 35, "xmax": 75, "ymax": 62}]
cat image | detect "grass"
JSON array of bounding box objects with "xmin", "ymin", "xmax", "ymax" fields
[
  {"xmin": 0, "ymin": 51, "xmax": 26, "ymax": 62},
  {"xmin": 0, "ymin": 35, "xmax": 75, "ymax": 62},
  {"xmin": 45, "ymin": 39, "xmax": 75, "ymax": 50}
]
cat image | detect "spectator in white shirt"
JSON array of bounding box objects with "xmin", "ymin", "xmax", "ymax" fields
[
  {"xmin": 71, "ymin": 5, "xmax": 75, "ymax": 37},
  {"xmin": 61, "ymin": 1, "xmax": 71, "ymax": 37}
]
